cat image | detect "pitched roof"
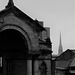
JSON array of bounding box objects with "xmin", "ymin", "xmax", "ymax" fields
[
  {"xmin": 55, "ymin": 49, "xmax": 75, "ymax": 69},
  {"xmin": 0, "ymin": 4, "xmax": 45, "ymax": 32},
  {"xmin": 55, "ymin": 49, "xmax": 74, "ymax": 61}
]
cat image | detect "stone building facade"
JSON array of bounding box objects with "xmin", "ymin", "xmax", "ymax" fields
[{"xmin": 0, "ymin": 0, "xmax": 52, "ymax": 75}]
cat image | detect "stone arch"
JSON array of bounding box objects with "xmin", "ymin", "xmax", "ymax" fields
[
  {"xmin": 0, "ymin": 24, "xmax": 33, "ymax": 75},
  {"xmin": 0, "ymin": 24, "xmax": 32, "ymax": 51}
]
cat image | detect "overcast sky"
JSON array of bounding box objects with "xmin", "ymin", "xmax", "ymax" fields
[{"xmin": 0, "ymin": 0, "xmax": 75, "ymax": 54}]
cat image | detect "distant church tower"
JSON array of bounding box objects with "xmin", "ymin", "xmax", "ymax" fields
[{"xmin": 58, "ymin": 33, "xmax": 63, "ymax": 55}]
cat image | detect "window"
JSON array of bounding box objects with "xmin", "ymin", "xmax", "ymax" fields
[{"xmin": 39, "ymin": 61, "xmax": 47, "ymax": 75}]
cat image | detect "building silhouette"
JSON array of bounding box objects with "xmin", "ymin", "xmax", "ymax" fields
[
  {"xmin": 52, "ymin": 33, "xmax": 63, "ymax": 75},
  {"xmin": 0, "ymin": 0, "xmax": 52, "ymax": 75},
  {"xmin": 52, "ymin": 36, "xmax": 75, "ymax": 75},
  {"xmin": 55, "ymin": 49, "xmax": 75, "ymax": 75}
]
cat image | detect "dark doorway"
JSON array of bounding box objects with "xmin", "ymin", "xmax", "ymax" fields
[
  {"xmin": 7, "ymin": 59, "xmax": 27, "ymax": 75},
  {"xmin": 0, "ymin": 29, "xmax": 28, "ymax": 53},
  {"xmin": 0, "ymin": 29, "xmax": 28, "ymax": 75}
]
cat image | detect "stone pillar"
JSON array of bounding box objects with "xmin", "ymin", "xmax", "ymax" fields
[
  {"xmin": 34, "ymin": 60, "xmax": 39, "ymax": 75},
  {"xmin": 27, "ymin": 60, "xmax": 32, "ymax": 75},
  {"xmin": 3, "ymin": 56, "xmax": 7, "ymax": 75}
]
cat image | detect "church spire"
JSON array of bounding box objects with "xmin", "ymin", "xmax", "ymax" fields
[
  {"xmin": 58, "ymin": 32, "xmax": 63, "ymax": 56},
  {"xmin": 6, "ymin": 0, "xmax": 14, "ymax": 8}
]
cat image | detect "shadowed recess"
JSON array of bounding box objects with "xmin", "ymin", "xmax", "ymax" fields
[{"xmin": 0, "ymin": 29, "xmax": 28, "ymax": 53}]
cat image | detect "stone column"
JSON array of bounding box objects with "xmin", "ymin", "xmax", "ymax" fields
[
  {"xmin": 34, "ymin": 60, "xmax": 39, "ymax": 75},
  {"xmin": 3, "ymin": 56, "xmax": 7, "ymax": 75},
  {"xmin": 27, "ymin": 60, "xmax": 32, "ymax": 75}
]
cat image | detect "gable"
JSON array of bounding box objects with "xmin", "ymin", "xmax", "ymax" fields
[
  {"xmin": 0, "ymin": 13, "xmax": 41, "ymax": 51},
  {"xmin": 0, "ymin": 13, "xmax": 35, "ymax": 32},
  {"xmin": 69, "ymin": 55, "xmax": 75, "ymax": 67},
  {"xmin": 0, "ymin": 6, "xmax": 45, "ymax": 32}
]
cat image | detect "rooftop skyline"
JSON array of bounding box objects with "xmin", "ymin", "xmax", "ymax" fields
[{"xmin": 0, "ymin": 0, "xmax": 75, "ymax": 54}]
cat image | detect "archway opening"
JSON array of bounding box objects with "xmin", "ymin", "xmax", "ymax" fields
[
  {"xmin": 0, "ymin": 29, "xmax": 29, "ymax": 75},
  {"xmin": 0, "ymin": 29, "xmax": 28, "ymax": 53}
]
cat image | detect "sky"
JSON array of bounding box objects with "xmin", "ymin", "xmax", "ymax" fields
[{"xmin": 0, "ymin": 0, "xmax": 75, "ymax": 54}]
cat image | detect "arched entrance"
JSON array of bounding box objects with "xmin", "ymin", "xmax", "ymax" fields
[{"xmin": 0, "ymin": 29, "xmax": 29, "ymax": 75}]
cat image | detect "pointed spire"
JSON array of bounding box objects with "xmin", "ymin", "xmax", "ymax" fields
[
  {"xmin": 58, "ymin": 32, "xmax": 63, "ymax": 55},
  {"xmin": 59, "ymin": 32, "xmax": 62, "ymax": 46},
  {"xmin": 6, "ymin": 0, "xmax": 14, "ymax": 8}
]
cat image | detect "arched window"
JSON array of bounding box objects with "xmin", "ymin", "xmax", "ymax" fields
[{"xmin": 39, "ymin": 61, "xmax": 47, "ymax": 75}]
